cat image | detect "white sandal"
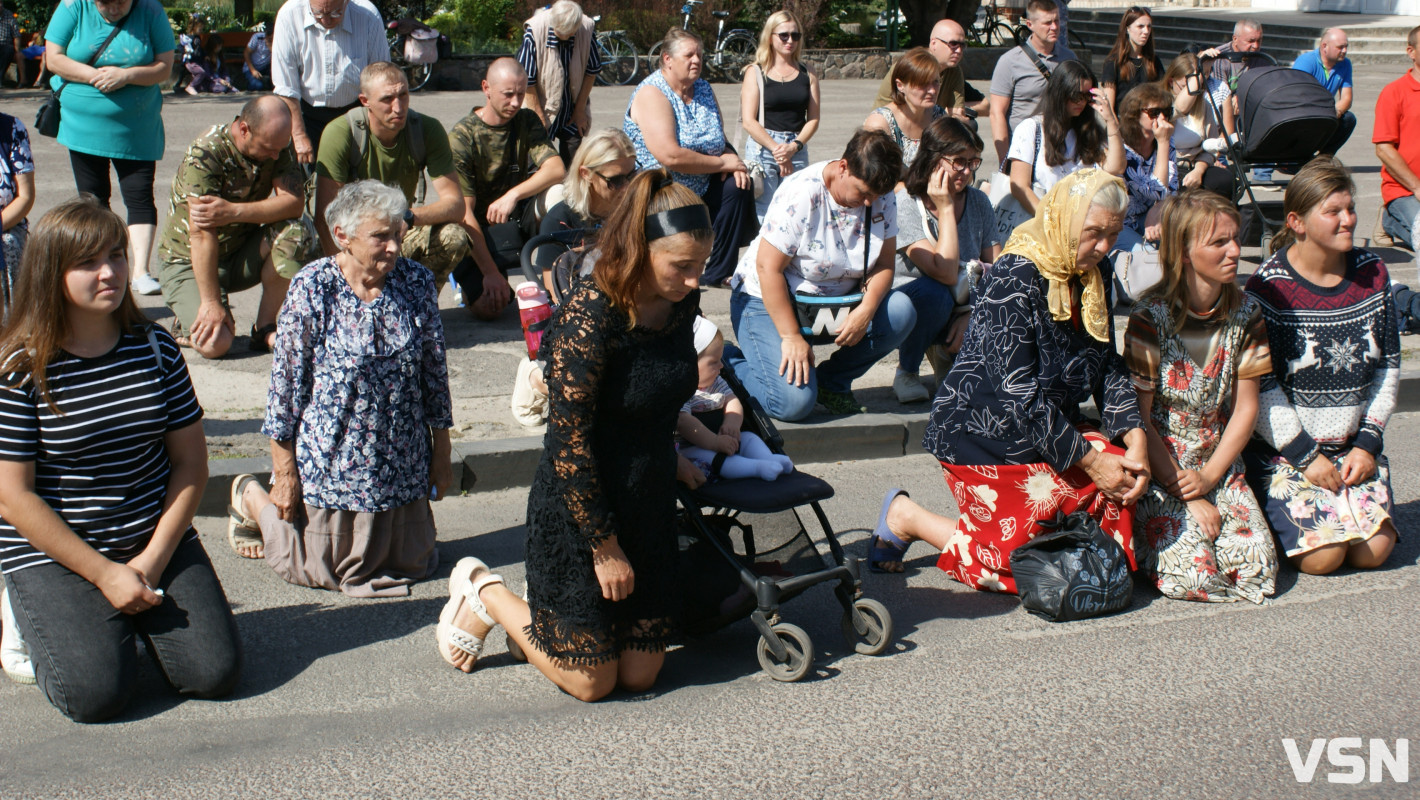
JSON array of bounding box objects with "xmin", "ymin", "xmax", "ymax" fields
[{"xmin": 436, "ymin": 557, "xmax": 503, "ymax": 669}]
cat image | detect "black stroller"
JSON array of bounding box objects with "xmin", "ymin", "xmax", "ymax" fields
[
  {"xmin": 518, "ymin": 231, "xmax": 896, "ymax": 683},
  {"xmin": 1196, "ymin": 49, "xmax": 1339, "ymax": 250}
]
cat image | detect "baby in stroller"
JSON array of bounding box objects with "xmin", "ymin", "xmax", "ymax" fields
[{"xmin": 678, "ymin": 317, "xmax": 795, "ymax": 481}]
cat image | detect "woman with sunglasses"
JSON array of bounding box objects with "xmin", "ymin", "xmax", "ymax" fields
[
  {"xmin": 1100, "ymin": 7, "xmax": 1163, "ymax": 113},
  {"xmin": 536, "ymin": 128, "xmax": 638, "ymax": 274},
  {"xmin": 1162, "ymin": 52, "xmax": 1235, "ymax": 198},
  {"xmin": 1110, "ymin": 82, "xmax": 1178, "ymax": 302},
  {"xmin": 1004, "ymin": 60, "xmax": 1124, "ymax": 221},
  {"xmin": 890, "ymin": 116, "xmax": 1000, "ymax": 404},
  {"xmin": 740, "ymin": 10, "xmax": 820, "ymax": 223}
]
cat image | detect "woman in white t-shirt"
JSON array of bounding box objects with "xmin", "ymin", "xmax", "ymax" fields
[
  {"xmin": 726, "ymin": 129, "xmax": 915, "ymax": 421},
  {"xmin": 1005, "ymin": 60, "xmax": 1125, "ymax": 218}
]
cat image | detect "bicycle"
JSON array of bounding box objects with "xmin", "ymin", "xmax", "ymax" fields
[
  {"xmin": 593, "ymin": 15, "xmax": 641, "ymax": 86},
  {"xmin": 387, "ymin": 18, "xmax": 435, "ymax": 92},
  {"xmin": 968, "ymin": 1, "xmax": 1016, "ymax": 47},
  {"xmin": 646, "ymin": 0, "xmax": 757, "ymax": 81}
]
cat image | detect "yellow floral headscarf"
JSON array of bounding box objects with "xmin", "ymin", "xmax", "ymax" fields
[{"xmin": 999, "ymin": 168, "xmax": 1126, "ymax": 343}]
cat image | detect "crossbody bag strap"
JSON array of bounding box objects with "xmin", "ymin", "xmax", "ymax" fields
[
  {"xmin": 1021, "ymin": 42, "xmax": 1052, "ymax": 81},
  {"xmin": 55, "ymin": 8, "xmax": 134, "ymax": 99}
]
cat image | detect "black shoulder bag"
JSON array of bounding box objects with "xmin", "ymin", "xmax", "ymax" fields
[
  {"xmin": 35, "ymin": 8, "xmax": 133, "ymax": 138},
  {"xmin": 793, "ymin": 206, "xmax": 871, "ymax": 344}
]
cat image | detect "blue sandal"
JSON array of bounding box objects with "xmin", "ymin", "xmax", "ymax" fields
[{"xmin": 867, "ymin": 487, "xmax": 911, "ymax": 572}]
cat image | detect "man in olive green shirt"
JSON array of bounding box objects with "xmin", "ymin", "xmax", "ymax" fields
[
  {"xmin": 314, "ymin": 62, "xmax": 468, "ymax": 292},
  {"xmin": 449, "ymin": 57, "xmax": 564, "ymax": 320},
  {"xmin": 872, "ymin": 19, "xmax": 981, "ymax": 122},
  {"xmin": 157, "ymin": 95, "xmax": 317, "ymax": 359}
]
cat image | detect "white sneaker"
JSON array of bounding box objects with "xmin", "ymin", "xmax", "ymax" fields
[
  {"xmin": 893, "ymin": 371, "xmax": 930, "ymax": 404},
  {"xmin": 132, "ymin": 272, "xmax": 162, "ymax": 296},
  {"xmin": 1, "ymin": 588, "xmax": 36, "ymax": 685}
]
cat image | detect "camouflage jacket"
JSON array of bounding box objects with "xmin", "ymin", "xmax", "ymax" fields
[
  {"xmin": 157, "ymin": 122, "xmax": 304, "ymax": 263},
  {"xmin": 448, "ymin": 107, "xmax": 558, "ymax": 222}
]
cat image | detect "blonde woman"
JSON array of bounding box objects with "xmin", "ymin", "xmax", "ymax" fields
[
  {"xmin": 739, "ymin": 10, "xmax": 820, "ymax": 222},
  {"xmin": 537, "ymin": 128, "xmax": 637, "ymax": 270},
  {"xmin": 1163, "ymin": 52, "xmax": 1235, "ymax": 196}
]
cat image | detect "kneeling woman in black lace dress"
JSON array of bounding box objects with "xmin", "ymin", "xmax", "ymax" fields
[{"xmin": 436, "ymin": 170, "xmax": 710, "ymax": 701}]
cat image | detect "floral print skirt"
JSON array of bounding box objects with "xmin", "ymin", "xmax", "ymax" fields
[
  {"xmin": 1134, "ymin": 464, "xmax": 1277, "ymax": 604},
  {"xmin": 938, "ymin": 430, "xmax": 1137, "ymax": 595},
  {"xmin": 1243, "ymin": 450, "xmax": 1393, "ymax": 558}
]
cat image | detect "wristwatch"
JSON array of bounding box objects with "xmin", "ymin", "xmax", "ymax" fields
[
  {"xmin": 403, "ymin": 208, "xmax": 415, "ymax": 225},
  {"xmin": 790, "ymin": 138, "xmax": 803, "ymax": 152}
]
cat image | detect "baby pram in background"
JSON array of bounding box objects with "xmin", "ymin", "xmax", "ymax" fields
[{"xmin": 1196, "ymin": 49, "xmax": 1339, "ymax": 250}]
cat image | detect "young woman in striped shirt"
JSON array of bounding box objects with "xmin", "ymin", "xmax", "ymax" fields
[{"xmin": 0, "ymin": 197, "xmax": 239, "ymax": 722}]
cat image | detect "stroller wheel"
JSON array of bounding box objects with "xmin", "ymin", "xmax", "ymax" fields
[
  {"xmin": 841, "ymin": 598, "xmax": 894, "ymax": 656},
  {"xmin": 756, "ymin": 622, "xmax": 813, "ymax": 682}
]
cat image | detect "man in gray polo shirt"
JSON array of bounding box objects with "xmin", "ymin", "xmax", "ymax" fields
[{"xmin": 988, "ymin": 0, "xmax": 1076, "ymax": 164}]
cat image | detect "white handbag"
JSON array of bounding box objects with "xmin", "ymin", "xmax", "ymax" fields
[{"xmin": 991, "ymin": 124, "xmax": 1042, "ymax": 241}]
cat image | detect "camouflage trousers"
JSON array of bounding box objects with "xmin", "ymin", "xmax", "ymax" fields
[
  {"xmin": 402, "ymin": 223, "xmax": 470, "ymax": 291},
  {"xmin": 161, "ymin": 216, "xmax": 319, "ymax": 336}
]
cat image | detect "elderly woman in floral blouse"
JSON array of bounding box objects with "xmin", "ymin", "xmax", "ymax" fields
[{"xmin": 228, "ymin": 180, "xmax": 454, "ymax": 597}]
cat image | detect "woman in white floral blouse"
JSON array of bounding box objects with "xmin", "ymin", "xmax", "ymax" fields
[{"xmin": 228, "ymin": 180, "xmax": 454, "ymax": 597}]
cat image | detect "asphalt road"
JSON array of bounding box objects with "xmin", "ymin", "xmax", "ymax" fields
[{"xmin": 2, "ymin": 412, "xmax": 1418, "ymax": 798}]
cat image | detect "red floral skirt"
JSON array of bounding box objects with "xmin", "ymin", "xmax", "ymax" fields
[{"xmin": 937, "ymin": 430, "xmax": 1137, "ymax": 594}]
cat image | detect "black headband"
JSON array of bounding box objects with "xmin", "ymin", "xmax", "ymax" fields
[{"xmin": 645, "ymin": 205, "xmax": 712, "ymax": 241}]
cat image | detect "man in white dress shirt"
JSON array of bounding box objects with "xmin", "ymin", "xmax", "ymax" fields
[{"xmin": 272, "ymin": 0, "xmax": 387, "ymax": 163}]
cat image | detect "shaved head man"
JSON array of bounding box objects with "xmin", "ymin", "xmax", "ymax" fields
[
  {"xmin": 1293, "ymin": 26, "xmax": 1355, "ymax": 156},
  {"xmin": 872, "ymin": 18, "xmax": 977, "ymax": 123}
]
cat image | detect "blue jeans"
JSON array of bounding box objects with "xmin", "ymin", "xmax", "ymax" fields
[
  {"xmin": 242, "ymin": 65, "xmax": 270, "ymax": 91},
  {"xmin": 727, "ymin": 289, "xmax": 916, "ymax": 421},
  {"xmin": 1383, "ymin": 194, "xmax": 1420, "ymax": 249},
  {"xmin": 5, "ymin": 537, "xmax": 241, "ymax": 722},
  {"xmin": 895, "ymin": 277, "xmax": 955, "ymax": 374},
  {"xmin": 744, "ymin": 129, "xmax": 809, "ymax": 224}
]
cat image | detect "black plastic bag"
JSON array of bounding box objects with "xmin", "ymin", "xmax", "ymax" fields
[{"xmin": 1009, "ymin": 510, "xmax": 1132, "ymax": 622}]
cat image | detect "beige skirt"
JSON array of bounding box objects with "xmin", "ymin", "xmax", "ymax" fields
[{"xmin": 260, "ymin": 499, "xmax": 439, "ymax": 598}]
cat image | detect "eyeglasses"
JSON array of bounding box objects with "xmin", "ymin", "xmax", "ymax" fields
[
  {"xmin": 308, "ymin": 1, "xmax": 345, "ymax": 21},
  {"xmin": 943, "ymin": 156, "xmax": 983, "ymax": 173},
  {"xmin": 595, "ymin": 168, "xmax": 638, "ymax": 189},
  {"xmin": 1142, "ymin": 106, "xmax": 1169, "ymax": 119},
  {"xmin": 932, "ymin": 37, "xmax": 966, "ymax": 49},
  {"xmin": 776, "ymin": 31, "xmax": 802, "ymax": 42}
]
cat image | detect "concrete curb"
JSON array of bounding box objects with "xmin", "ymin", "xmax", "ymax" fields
[{"xmin": 198, "ymin": 373, "xmax": 1420, "ymax": 514}]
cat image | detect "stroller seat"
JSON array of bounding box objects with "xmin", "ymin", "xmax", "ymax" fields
[{"xmin": 689, "ymin": 471, "xmax": 834, "ymax": 514}]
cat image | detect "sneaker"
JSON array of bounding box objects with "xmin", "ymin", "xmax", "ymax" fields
[
  {"xmin": 892, "ymin": 371, "xmax": 930, "ymax": 404},
  {"xmin": 1373, "ymin": 213, "xmax": 1397, "ymax": 248},
  {"xmin": 132, "ymin": 272, "xmax": 162, "ymax": 296},
  {"xmin": 817, "ymin": 387, "xmax": 866, "ymax": 415},
  {"xmin": 1, "ymin": 588, "xmax": 35, "ymax": 685}
]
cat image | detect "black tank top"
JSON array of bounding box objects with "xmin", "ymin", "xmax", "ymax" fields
[{"xmin": 760, "ymin": 65, "xmax": 810, "ymax": 134}]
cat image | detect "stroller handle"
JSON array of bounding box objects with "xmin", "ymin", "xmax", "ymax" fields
[{"xmin": 519, "ymin": 228, "xmax": 587, "ymax": 290}]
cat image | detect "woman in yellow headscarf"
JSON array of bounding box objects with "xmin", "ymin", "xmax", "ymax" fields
[{"xmin": 862, "ymin": 168, "xmax": 1152, "ymax": 594}]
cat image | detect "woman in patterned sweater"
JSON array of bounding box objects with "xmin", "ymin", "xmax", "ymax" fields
[{"xmin": 1244, "ymin": 157, "xmax": 1400, "ymax": 575}]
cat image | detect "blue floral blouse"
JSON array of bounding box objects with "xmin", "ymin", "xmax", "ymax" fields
[
  {"xmin": 0, "ymin": 113, "xmax": 33, "ymax": 231},
  {"xmin": 1121, "ymin": 141, "xmax": 1177, "ymax": 233},
  {"xmin": 263, "ymin": 256, "xmax": 453, "ymax": 512},
  {"xmin": 923, "ymin": 253, "xmax": 1143, "ymax": 472},
  {"xmin": 623, "ymin": 70, "xmax": 725, "ymax": 195}
]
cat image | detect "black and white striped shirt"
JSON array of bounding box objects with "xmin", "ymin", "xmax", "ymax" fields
[
  {"xmin": 516, "ymin": 24, "xmax": 603, "ymax": 140},
  {"xmin": 0, "ymin": 327, "xmax": 203, "ymax": 574}
]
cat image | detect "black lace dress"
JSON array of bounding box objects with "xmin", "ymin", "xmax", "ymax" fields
[{"xmin": 524, "ymin": 280, "xmax": 699, "ymax": 664}]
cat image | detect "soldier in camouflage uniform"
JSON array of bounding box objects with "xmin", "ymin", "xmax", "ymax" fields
[
  {"xmin": 450, "ymin": 57, "xmax": 564, "ymax": 320},
  {"xmin": 314, "ymin": 63, "xmax": 469, "ymax": 295},
  {"xmin": 157, "ymin": 95, "xmax": 317, "ymax": 359}
]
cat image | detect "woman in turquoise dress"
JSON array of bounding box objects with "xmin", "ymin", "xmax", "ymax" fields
[{"xmin": 44, "ymin": 0, "xmax": 175, "ymax": 296}]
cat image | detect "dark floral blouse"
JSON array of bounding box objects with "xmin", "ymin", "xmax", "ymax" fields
[
  {"xmin": 923, "ymin": 253, "xmax": 1143, "ymax": 472},
  {"xmin": 263, "ymin": 256, "xmax": 453, "ymax": 512}
]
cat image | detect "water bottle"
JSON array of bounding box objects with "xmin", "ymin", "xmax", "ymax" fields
[{"xmin": 516, "ymin": 281, "xmax": 553, "ymax": 360}]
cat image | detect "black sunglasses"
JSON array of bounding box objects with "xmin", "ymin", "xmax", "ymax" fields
[
  {"xmin": 595, "ymin": 168, "xmax": 638, "ymax": 189},
  {"xmin": 1142, "ymin": 106, "xmax": 1169, "ymax": 118},
  {"xmin": 776, "ymin": 31, "xmax": 802, "ymax": 42}
]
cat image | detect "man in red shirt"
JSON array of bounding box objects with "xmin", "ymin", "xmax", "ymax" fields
[{"xmin": 1373, "ymin": 25, "xmax": 1420, "ymax": 248}]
